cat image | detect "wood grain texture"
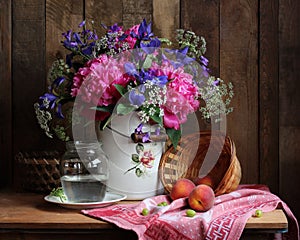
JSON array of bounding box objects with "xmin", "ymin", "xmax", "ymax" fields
[
  {"xmin": 85, "ymin": 0, "xmax": 122, "ymax": 35},
  {"xmin": 0, "ymin": 191, "xmax": 288, "ymax": 229},
  {"xmin": 46, "ymin": 0, "xmax": 84, "ymax": 72},
  {"xmin": 0, "ymin": 0, "xmax": 12, "ymax": 188},
  {"xmin": 181, "ymin": 0, "xmax": 220, "ymax": 75},
  {"xmin": 12, "ymin": 0, "xmax": 46, "ymax": 154},
  {"xmin": 12, "ymin": 0, "xmax": 61, "ymax": 190},
  {"xmin": 279, "ymin": 0, "xmax": 300, "ymax": 222},
  {"xmin": 123, "ymin": 0, "xmax": 152, "ymax": 29},
  {"xmin": 180, "ymin": 0, "xmax": 219, "ymax": 132},
  {"xmin": 153, "ymin": 0, "xmax": 179, "ymax": 41},
  {"xmin": 259, "ymin": 0, "xmax": 279, "ymax": 194},
  {"xmin": 220, "ymin": 0, "xmax": 259, "ymax": 184}
]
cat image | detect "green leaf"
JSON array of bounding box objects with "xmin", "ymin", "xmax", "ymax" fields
[
  {"xmin": 166, "ymin": 128, "xmax": 181, "ymax": 149},
  {"xmin": 114, "ymin": 84, "xmax": 126, "ymax": 96},
  {"xmin": 158, "ymin": 37, "xmax": 172, "ymax": 46},
  {"xmin": 90, "ymin": 105, "xmax": 114, "ymax": 113},
  {"xmin": 135, "ymin": 168, "xmax": 143, "ymax": 177},
  {"xmin": 136, "ymin": 143, "xmax": 144, "ymax": 154},
  {"xmin": 142, "ymin": 54, "xmax": 153, "ymax": 69},
  {"xmin": 116, "ymin": 103, "xmax": 136, "ymax": 115},
  {"xmin": 50, "ymin": 187, "xmax": 67, "ymax": 202},
  {"xmin": 150, "ymin": 113, "xmax": 163, "ymax": 125},
  {"xmin": 99, "ymin": 115, "xmax": 112, "ymax": 130},
  {"xmin": 132, "ymin": 154, "xmax": 140, "ymax": 163}
]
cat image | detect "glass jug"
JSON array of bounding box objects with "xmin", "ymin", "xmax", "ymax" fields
[{"xmin": 60, "ymin": 141, "xmax": 109, "ymax": 203}]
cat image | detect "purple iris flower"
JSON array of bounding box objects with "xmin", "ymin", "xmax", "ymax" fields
[
  {"xmin": 155, "ymin": 127, "xmax": 161, "ymax": 135},
  {"xmin": 125, "ymin": 62, "xmax": 138, "ymax": 76},
  {"xmin": 135, "ymin": 123, "xmax": 144, "ymax": 134},
  {"xmin": 129, "ymin": 89, "xmax": 145, "ymax": 107},
  {"xmin": 124, "ymin": 63, "xmax": 155, "ymax": 84},
  {"xmin": 119, "ymin": 33, "xmax": 128, "ymax": 41},
  {"xmin": 200, "ymin": 56, "xmax": 209, "ymax": 66},
  {"xmin": 90, "ymin": 31, "xmax": 98, "ymax": 40},
  {"xmin": 65, "ymin": 53, "xmax": 73, "ymax": 67},
  {"xmin": 138, "ymin": 69, "xmax": 156, "ymax": 84},
  {"xmin": 109, "ymin": 23, "xmax": 122, "ymax": 32},
  {"xmin": 138, "ymin": 84, "xmax": 146, "ymax": 93},
  {"xmin": 140, "ymin": 38, "xmax": 161, "ymax": 54},
  {"xmin": 142, "ymin": 132, "xmax": 151, "ymax": 143},
  {"xmin": 138, "ymin": 19, "xmax": 154, "ymax": 40},
  {"xmin": 82, "ymin": 46, "xmax": 93, "ymax": 55},
  {"xmin": 201, "ymin": 65, "xmax": 210, "ymax": 78},
  {"xmin": 151, "ymin": 75, "xmax": 168, "ymax": 86},
  {"xmin": 39, "ymin": 93, "xmax": 57, "ymax": 109},
  {"xmin": 62, "ymin": 30, "xmax": 84, "ymax": 50},
  {"xmin": 73, "ymin": 32, "xmax": 84, "ymax": 45},
  {"xmin": 131, "ymin": 19, "xmax": 154, "ymax": 43},
  {"xmin": 63, "ymin": 40, "xmax": 77, "ymax": 49},
  {"xmin": 49, "ymin": 77, "xmax": 65, "ymax": 91},
  {"xmin": 62, "ymin": 30, "xmax": 72, "ymax": 42},
  {"xmin": 82, "ymin": 29, "xmax": 98, "ymax": 41},
  {"xmin": 39, "ymin": 93, "xmax": 64, "ymax": 118},
  {"xmin": 164, "ymin": 46, "xmax": 194, "ymax": 68},
  {"xmin": 134, "ymin": 123, "xmax": 151, "ymax": 142},
  {"xmin": 56, "ymin": 103, "xmax": 64, "ymax": 118},
  {"xmin": 78, "ymin": 20, "xmax": 86, "ymax": 28},
  {"xmin": 213, "ymin": 79, "xmax": 220, "ymax": 86}
]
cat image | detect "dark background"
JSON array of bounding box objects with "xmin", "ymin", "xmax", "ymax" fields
[{"xmin": 1, "ymin": 0, "xmax": 299, "ymax": 222}]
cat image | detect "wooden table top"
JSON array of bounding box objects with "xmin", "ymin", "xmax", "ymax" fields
[{"xmin": 0, "ymin": 191, "xmax": 288, "ymax": 231}]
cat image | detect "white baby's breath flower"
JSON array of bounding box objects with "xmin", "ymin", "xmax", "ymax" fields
[
  {"xmin": 140, "ymin": 111, "xmax": 150, "ymax": 123},
  {"xmin": 149, "ymin": 107, "xmax": 156, "ymax": 116},
  {"xmin": 34, "ymin": 103, "xmax": 53, "ymax": 138},
  {"xmin": 159, "ymin": 108, "xmax": 164, "ymax": 117}
]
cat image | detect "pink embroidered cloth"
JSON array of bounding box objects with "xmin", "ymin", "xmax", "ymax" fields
[{"xmin": 82, "ymin": 185, "xmax": 299, "ymax": 240}]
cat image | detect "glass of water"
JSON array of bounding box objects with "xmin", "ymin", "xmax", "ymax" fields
[{"xmin": 60, "ymin": 141, "xmax": 109, "ymax": 203}]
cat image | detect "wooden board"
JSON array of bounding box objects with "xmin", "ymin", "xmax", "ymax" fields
[
  {"xmin": 0, "ymin": 0, "xmax": 12, "ymax": 187},
  {"xmin": 220, "ymin": 0, "xmax": 259, "ymax": 184},
  {"xmin": 122, "ymin": 0, "xmax": 153, "ymax": 29},
  {"xmin": 259, "ymin": 0, "xmax": 279, "ymax": 194},
  {"xmin": 180, "ymin": 0, "xmax": 219, "ymax": 132},
  {"xmin": 279, "ymin": 0, "xmax": 300, "ymax": 222},
  {"xmin": 153, "ymin": 0, "xmax": 180, "ymax": 41},
  {"xmin": 85, "ymin": 0, "xmax": 122, "ymax": 35},
  {"xmin": 181, "ymin": 0, "xmax": 220, "ymax": 76},
  {"xmin": 12, "ymin": 0, "xmax": 50, "ymax": 183},
  {"xmin": 0, "ymin": 191, "xmax": 288, "ymax": 231},
  {"xmin": 46, "ymin": 0, "xmax": 84, "ymax": 73}
]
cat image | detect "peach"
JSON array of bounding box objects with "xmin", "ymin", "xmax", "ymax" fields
[
  {"xmin": 170, "ymin": 178, "xmax": 196, "ymax": 200},
  {"xmin": 188, "ymin": 184, "xmax": 215, "ymax": 212},
  {"xmin": 194, "ymin": 176, "xmax": 214, "ymax": 188}
]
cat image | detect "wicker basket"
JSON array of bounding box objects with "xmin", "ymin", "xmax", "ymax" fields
[
  {"xmin": 16, "ymin": 151, "xmax": 61, "ymax": 193},
  {"xmin": 159, "ymin": 131, "xmax": 241, "ymax": 196}
]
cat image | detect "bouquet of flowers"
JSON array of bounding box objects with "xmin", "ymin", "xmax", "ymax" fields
[{"xmin": 34, "ymin": 19, "xmax": 233, "ymax": 147}]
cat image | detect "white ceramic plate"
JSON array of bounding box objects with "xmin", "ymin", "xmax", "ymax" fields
[{"xmin": 44, "ymin": 192, "xmax": 127, "ymax": 209}]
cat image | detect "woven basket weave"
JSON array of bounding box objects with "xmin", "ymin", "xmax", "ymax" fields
[
  {"xmin": 16, "ymin": 151, "xmax": 61, "ymax": 193},
  {"xmin": 159, "ymin": 131, "xmax": 241, "ymax": 196}
]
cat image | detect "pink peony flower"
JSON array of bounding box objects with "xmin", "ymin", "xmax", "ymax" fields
[
  {"xmin": 151, "ymin": 61, "xmax": 200, "ymax": 127},
  {"xmin": 123, "ymin": 24, "xmax": 139, "ymax": 49},
  {"xmin": 71, "ymin": 54, "xmax": 131, "ymax": 120}
]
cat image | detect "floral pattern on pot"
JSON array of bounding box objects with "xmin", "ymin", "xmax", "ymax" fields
[{"xmin": 126, "ymin": 143, "xmax": 155, "ymax": 177}]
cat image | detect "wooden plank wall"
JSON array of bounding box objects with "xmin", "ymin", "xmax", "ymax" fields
[
  {"xmin": 0, "ymin": 0, "xmax": 12, "ymax": 187},
  {"xmin": 278, "ymin": 0, "xmax": 300, "ymax": 218},
  {"xmin": 0, "ymin": 0, "xmax": 299, "ymax": 221}
]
